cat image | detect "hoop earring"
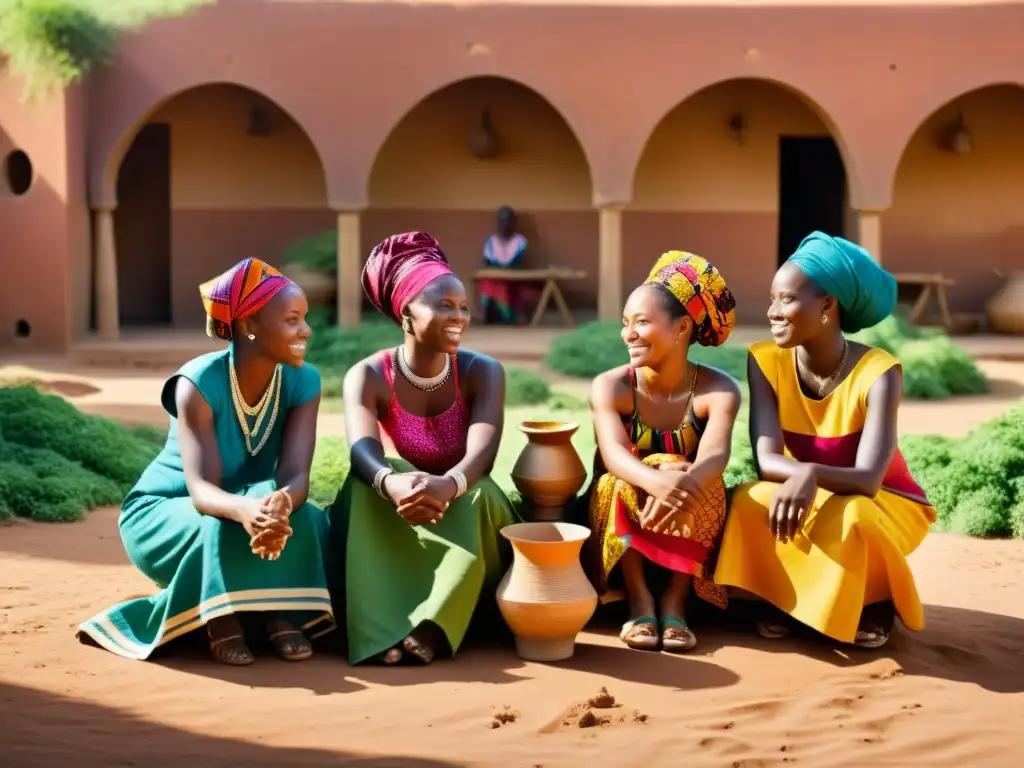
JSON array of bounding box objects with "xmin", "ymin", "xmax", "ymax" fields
[
  {"xmin": 403, "ymin": 319, "xmax": 413, "ymax": 334},
  {"xmin": 247, "ymin": 333, "xmax": 256, "ymax": 341}
]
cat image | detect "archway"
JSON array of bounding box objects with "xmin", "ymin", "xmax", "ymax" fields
[
  {"xmin": 366, "ymin": 76, "xmax": 595, "ymax": 312},
  {"xmin": 112, "ymin": 83, "xmax": 330, "ymax": 328},
  {"xmin": 886, "ymin": 84, "xmax": 1024, "ymax": 314},
  {"xmin": 629, "ymin": 78, "xmax": 850, "ymax": 322}
]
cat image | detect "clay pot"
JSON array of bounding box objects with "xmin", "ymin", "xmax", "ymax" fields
[
  {"xmin": 510, "ymin": 421, "xmax": 587, "ymax": 522},
  {"xmin": 496, "ymin": 522, "xmax": 597, "ymax": 662},
  {"xmin": 281, "ymin": 264, "xmax": 335, "ymax": 307},
  {"xmin": 986, "ymin": 272, "xmax": 1024, "ymax": 335}
]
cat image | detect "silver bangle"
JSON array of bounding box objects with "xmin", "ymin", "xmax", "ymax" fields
[
  {"xmin": 373, "ymin": 467, "xmax": 395, "ymax": 499},
  {"xmin": 446, "ymin": 470, "xmax": 468, "ymax": 498}
]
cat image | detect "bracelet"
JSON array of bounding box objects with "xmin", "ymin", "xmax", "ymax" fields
[
  {"xmin": 446, "ymin": 470, "xmax": 468, "ymax": 498},
  {"xmin": 373, "ymin": 467, "xmax": 395, "ymax": 499}
]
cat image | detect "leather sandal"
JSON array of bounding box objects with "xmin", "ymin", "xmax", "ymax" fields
[
  {"xmin": 620, "ymin": 615, "xmax": 659, "ymax": 650},
  {"xmin": 208, "ymin": 632, "xmax": 255, "ymax": 666},
  {"xmin": 660, "ymin": 615, "xmax": 698, "ymax": 653},
  {"xmin": 268, "ymin": 629, "xmax": 313, "ymax": 662}
]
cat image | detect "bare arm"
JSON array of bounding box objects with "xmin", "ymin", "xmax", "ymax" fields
[
  {"xmin": 273, "ymin": 394, "xmax": 320, "ymax": 512},
  {"xmin": 590, "ymin": 370, "xmax": 662, "ymax": 494},
  {"xmin": 687, "ymin": 372, "xmax": 742, "ymax": 486},
  {"xmin": 444, "ymin": 354, "xmax": 504, "ymax": 485},
  {"xmin": 342, "ymin": 359, "xmax": 392, "ymax": 486},
  {"xmin": 749, "ymin": 352, "xmax": 901, "ymax": 497},
  {"xmin": 175, "ymin": 378, "xmax": 251, "ymax": 522}
]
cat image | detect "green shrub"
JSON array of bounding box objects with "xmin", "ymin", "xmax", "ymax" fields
[
  {"xmin": 281, "ymin": 229, "xmax": 337, "ymax": 273},
  {"xmin": 305, "ymin": 311, "xmax": 403, "ymax": 397},
  {"xmin": 308, "ymin": 436, "xmax": 348, "ymax": 509},
  {"xmin": 544, "ymin": 320, "xmax": 748, "ymax": 382},
  {"xmin": 0, "ymin": 0, "xmax": 214, "ymax": 100},
  {"xmin": 903, "ymin": 403, "xmax": 1024, "ymax": 538},
  {"xmin": 505, "ymin": 367, "xmax": 551, "ymax": 407}
]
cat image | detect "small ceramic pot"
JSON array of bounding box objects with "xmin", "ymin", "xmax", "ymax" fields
[
  {"xmin": 510, "ymin": 421, "xmax": 588, "ymax": 522},
  {"xmin": 986, "ymin": 271, "xmax": 1024, "ymax": 335},
  {"xmin": 495, "ymin": 522, "xmax": 597, "ymax": 662}
]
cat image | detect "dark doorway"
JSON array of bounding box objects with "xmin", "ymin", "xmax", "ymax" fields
[
  {"xmin": 115, "ymin": 122, "xmax": 172, "ymax": 325},
  {"xmin": 777, "ymin": 136, "xmax": 847, "ymax": 266}
]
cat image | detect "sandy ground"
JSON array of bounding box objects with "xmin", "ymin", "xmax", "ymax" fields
[
  {"xmin": 1, "ymin": 359, "xmax": 1022, "ymax": 766},
  {"xmin": 1, "ymin": 512, "xmax": 1022, "ymax": 767}
]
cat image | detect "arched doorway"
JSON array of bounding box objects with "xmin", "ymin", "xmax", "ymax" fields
[
  {"xmin": 629, "ymin": 78, "xmax": 849, "ymax": 321},
  {"xmin": 113, "ymin": 83, "xmax": 330, "ymax": 328},
  {"xmin": 366, "ymin": 76, "xmax": 594, "ymax": 310},
  {"xmin": 887, "ymin": 84, "xmax": 1024, "ymax": 313}
]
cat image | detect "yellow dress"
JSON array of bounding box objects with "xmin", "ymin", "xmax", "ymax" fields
[{"xmin": 714, "ymin": 340, "xmax": 936, "ymax": 643}]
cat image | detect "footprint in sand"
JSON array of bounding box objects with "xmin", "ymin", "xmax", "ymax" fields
[{"xmin": 539, "ymin": 687, "xmax": 648, "ymax": 734}]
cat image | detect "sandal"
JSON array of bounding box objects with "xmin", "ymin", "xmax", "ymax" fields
[
  {"xmin": 208, "ymin": 631, "xmax": 255, "ymax": 666},
  {"xmin": 660, "ymin": 615, "xmax": 697, "ymax": 653},
  {"xmin": 854, "ymin": 602, "xmax": 894, "ymax": 649},
  {"xmin": 620, "ymin": 615, "xmax": 659, "ymax": 650},
  {"xmin": 268, "ymin": 628, "xmax": 314, "ymax": 662},
  {"xmin": 376, "ymin": 647, "xmax": 404, "ymax": 665},
  {"xmin": 402, "ymin": 634, "xmax": 435, "ymax": 665}
]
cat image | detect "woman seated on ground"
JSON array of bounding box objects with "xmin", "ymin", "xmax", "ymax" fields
[
  {"xmin": 714, "ymin": 232, "xmax": 936, "ymax": 650},
  {"xmin": 331, "ymin": 231, "xmax": 518, "ymax": 666},
  {"xmin": 585, "ymin": 251, "xmax": 742, "ymax": 652},
  {"xmin": 78, "ymin": 259, "xmax": 334, "ymax": 665},
  {"xmin": 477, "ymin": 205, "xmax": 539, "ymax": 324}
]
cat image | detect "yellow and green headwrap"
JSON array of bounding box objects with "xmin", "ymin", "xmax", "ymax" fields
[{"xmin": 644, "ymin": 251, "xmax": 736, "ymax": 347}]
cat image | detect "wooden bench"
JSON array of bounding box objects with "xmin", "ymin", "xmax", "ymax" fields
[
  {"xmin": 470, "ymin": 266, "xmax": 587, "ymax": 327},
  {"xmin": 892, "ymin": 272, "xmax": 956, "ymax": 331}
]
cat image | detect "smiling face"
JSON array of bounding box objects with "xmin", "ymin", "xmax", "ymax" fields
[
  {"xmin": 239, "ymin": 282, "xmax": 312, "ymax": 367},
  {"xmin": 767, "ymin": 261, "xmax": 836, "ymax": 348},
  {"xmin": 620, "ymin": 284, "xmax": 693, "ymax": 368},
  {"xmin": 403, "ymin": 273, "xmax": 470, "ymax": 354}
]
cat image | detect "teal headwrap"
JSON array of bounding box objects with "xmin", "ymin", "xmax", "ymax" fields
[{"xmin": 787, "ymin": 231, "xmax": 896, "ymax": 333}]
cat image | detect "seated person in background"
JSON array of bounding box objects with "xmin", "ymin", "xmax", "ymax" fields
[
  {"xmin": 78, "ymin": 258, "xmax": 333, "ymax": 666},
  {"xmin": 478, "ymin": 205, "xmax": 540, "ymax": 324},
  {"xmin": 584, "ymin": 251, "xmax": 741, "ymax": 652},
  {"xmin": 332, "ymin": 231, "xmax": 518, "ymax": 666},
  {"xmin": 714, "ymin": 231, "xmax": 936, "ymax": 650}
]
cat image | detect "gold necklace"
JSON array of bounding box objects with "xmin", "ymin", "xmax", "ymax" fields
[
  {"xmin": 229, "ymin": 362, "xmax": 280, "ymax": 437},
  {"xmin": 229, "ymin": 363, "xmax": 282, "ymax": 456},
  {"xmin": 796, "ymin": 340, "xmax": 849, "ymax": 398}
]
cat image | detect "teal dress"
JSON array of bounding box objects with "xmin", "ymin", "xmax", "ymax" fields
[{"xmin": 78, "ymin": 348, "xmax": 336, "ymax": 660}]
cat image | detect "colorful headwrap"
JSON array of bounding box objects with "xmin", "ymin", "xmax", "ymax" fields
[
  {"xmin": 198, "ymin": 258, "xmax": 292, "ymax": 341},
  {"xmin": 787, "ymin": 231, "xmax": 896, "ymax": 333},
  {"xmin": 361, "ymin": 231, "xmax": 455, "ymax": 324},
  {"xmin": 644, "ymin": 251, "xmax": 736, "ymax": 347}
]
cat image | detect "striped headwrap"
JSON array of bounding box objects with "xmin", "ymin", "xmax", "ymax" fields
[
  {"xmin": 644, "ymin": 251, "xmax": 736, "ymax": 347},
  {"xmin": 198, "ymin": 258, "xmax": 292, "ymax": 341}
]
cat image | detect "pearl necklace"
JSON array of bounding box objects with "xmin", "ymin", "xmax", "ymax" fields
[
  {"xmin": 229, "ymin": 362, "xmax": 282, "ymax": 456},
  {"xmin": 395, "ymin": 346, "xmax": 451, "ymax": 392}
]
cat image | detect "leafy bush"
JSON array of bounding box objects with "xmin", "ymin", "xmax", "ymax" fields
[
  {"xmin": 281, "ymin": 229, "xmax": 337, "ymax": 273},
  {"xmin": 0, "ymin": 0, "xmax": 214, "ymax": 100},
  {"xmin": 0, "ymin": 386, "xmax": 163, "ymax": 521},
  {"xmin": 308, "ymin": 435, "xmax": 348, "ymax": 509},
  {"xmin": 305, "ymin": 308, "xmax": 402, "ymax": 397},
  {"xmin": 505, "ymin": 367, "xmax": 551, "ymax": 407},
  {"xmin": 544, "ymin": 321, "xmax": 748, "ymax": 382},
  {"xmin": 902, "ymin": 403, "xmax": 1024, "ymax": 538}
]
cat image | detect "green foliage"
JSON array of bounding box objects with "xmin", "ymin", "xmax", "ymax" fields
[
  {"xmin": 280, "ymin": 229, "xmax": 337, "ymax": 273},
  {"xmin": 902, "ymin": 404, "xmax": 1024, "ymax": 538},
  {"xmin": 0, "ymin": 386, "xmax": 163, "ymax": 521},
  {"xmin": 504, "ymin": 367, "xmax": 551, "ymax": 407},
  {"xmin": 543, "ymin": 321, "xmax": 748, "ymax": 382},
  {"xmin": 0, "ymin": 0, "xmax": 214, "ymax": 100},
  {"xmin": 308, "ymin": 436, "xmax": 348, "ymax": 509},
  {"xmin": 848, "ymin": 315, "xmax": 989, "ymax": 400},
  {"xmin": 304, "ymin": 308, "xmax": 403, "ymax": 397}
]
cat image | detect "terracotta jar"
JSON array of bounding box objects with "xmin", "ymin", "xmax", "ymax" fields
[
  {"xmin": 986, "ymin": 272, "xmax": 1024, "ymax": 335},
  {"xmin": 510, "ymin": 421, "xmax": 588, "ymax": 522},
  {"xmin": 496, "ymin": 522, "xmax": 598, "ymax": 661}
]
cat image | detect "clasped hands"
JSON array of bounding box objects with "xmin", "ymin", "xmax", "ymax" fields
[
  {"xmin": 638, "ymin": 461, "xmax": 708, "ymax": 537},
  {"xmin": 383, "ymin": 471, "xmax": 458, "ymax": 526},
  {"xmin": 241, "ymin": 489, "xmax": 294, "ymax": 560}
]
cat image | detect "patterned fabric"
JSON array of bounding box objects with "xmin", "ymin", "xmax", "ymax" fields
[
  {"xmin": 361, "ymin": 232, "xmax": 454, "ymax": 324},
  {"xmin": 479, "ymin": 232, "xmax": 539, "ymax": 323},
  {"xmin": 713, "ymin": 340, "xmax": 936, "ymax": 644},
  {"xmin": 787, "ymin": 231, "xmax": 896, "ymax": 333},
  {"xmin": 198, "ymin": 258, "xmax": 291, "ymax": 341},
  {"xmin": 644, "ymin": 251, "xmax": 736, "ymax": 347}
]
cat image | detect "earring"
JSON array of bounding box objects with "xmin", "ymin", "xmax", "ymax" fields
[
  {"xmin": 247, "ymin": 333, "xmax": 256, "ymax": 341},
  {"xmin": 403, "ymin": 320, "xmax": 412, "ymax": 333}
]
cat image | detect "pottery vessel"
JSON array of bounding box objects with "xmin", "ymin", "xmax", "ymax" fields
[
  {"xmin": 986, "ymin": 271, "xmax": 1024, "ymax": 335},
  {"xmin": 281, "ymin": 264, "xmax": 335, "ymax": 307},
  {"xmin": 496, "ymin": 522, "xmax": 597, "ymax": 662},
  {"xmin": 510, "ymin": 421, "xmax": 588, "ymax": 522}
]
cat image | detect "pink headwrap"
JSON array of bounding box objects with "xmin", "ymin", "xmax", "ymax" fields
[{"xmin": 361, "ymin": 232, "xmax": 455, "ymax": 323}]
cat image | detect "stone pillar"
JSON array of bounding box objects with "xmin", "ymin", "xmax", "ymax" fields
[
  {"xmin": 597, "ymin": 205, "xmax": 624, "ymax": 321},
  {"xmin": 335, "ymin": 210, "xmax": 362, "ymax": 327},
  {"xmin": 93, "ymin": 206, "xmax": 119, "ymax": 339},
  {"xmin": 857, "ymin": 210, "xmax": 884, "ymax": 264}
]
